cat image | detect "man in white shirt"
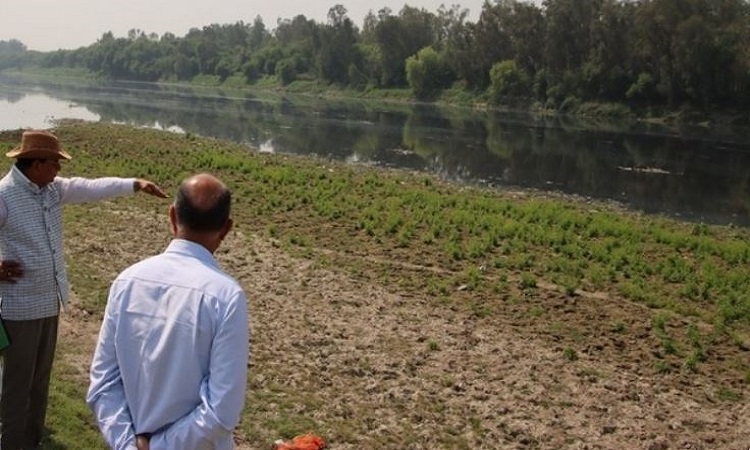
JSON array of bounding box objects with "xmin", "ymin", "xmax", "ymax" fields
[
  {"xmin": 87, "ymin": 173, "xmax": 249, "ymax": 450},
  {"xmin": 0, "ymin": 129, "xmax": 168, "ymax": 450}
]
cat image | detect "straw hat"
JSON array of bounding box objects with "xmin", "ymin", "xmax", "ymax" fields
[{"xmin": 6, "ymin": 130, "xmax": 72, "ymax": 160}]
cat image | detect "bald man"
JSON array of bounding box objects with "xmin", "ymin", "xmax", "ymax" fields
[{"xmin": 87, "ymin": 174, "xmax": 250, "ymax": 450}]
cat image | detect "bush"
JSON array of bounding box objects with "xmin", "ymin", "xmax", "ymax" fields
[
  {"xmin": 488, "ymin": 60, "xmax": 530, "ymax": 103},
  {"xmin": 406, "ymin": 46, "xmax": 448, "ymax": 100},
  {"xmin": 275, "ymin": 58, "xmax": 296, "ymax": 86}
]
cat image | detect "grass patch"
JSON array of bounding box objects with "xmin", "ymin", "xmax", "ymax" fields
[{"xmin": 2, "ymin": 122, "xmax": 749, "ymax": 447}]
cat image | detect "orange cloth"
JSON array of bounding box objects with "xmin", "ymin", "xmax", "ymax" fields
[{"xmin": 273, "ymin": 433, "xmax": 326, "ymax": 450}]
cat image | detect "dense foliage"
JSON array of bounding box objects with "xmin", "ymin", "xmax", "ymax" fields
[{"xmin": 2, "ymin": 0, "xmax": 750, "ymax": 110}]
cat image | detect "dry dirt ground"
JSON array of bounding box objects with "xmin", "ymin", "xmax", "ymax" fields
[{"xmin": 59, "ymin": 204, "xmax": 749, "ymax": 450}]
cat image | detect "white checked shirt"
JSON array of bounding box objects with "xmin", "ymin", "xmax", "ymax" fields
[{"xmin": 0, "ymin": 165, "xmax": 135, "ymax": 320}]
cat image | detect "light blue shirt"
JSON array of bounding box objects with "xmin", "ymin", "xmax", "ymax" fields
[{"xmin": 87, "ymin": 239, "xmax": 249, "ymax": 450}]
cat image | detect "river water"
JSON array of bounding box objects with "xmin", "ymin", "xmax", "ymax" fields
[{"xmin": 2, "ymin": 75, "xmax": 749, "ymax": 226}]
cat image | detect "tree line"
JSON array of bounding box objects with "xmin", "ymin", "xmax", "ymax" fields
[{"xmin": 1, "ymin": 0, "xmax": 750, "ymax": 112}]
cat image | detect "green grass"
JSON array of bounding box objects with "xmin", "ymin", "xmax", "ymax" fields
[
  {"xmin": 1, "ymin": 121, "xmax": 749, "ymax": 448},
  {"xmin": 45, "ymin": 368, "xmax": 108, "ymax": 450}
]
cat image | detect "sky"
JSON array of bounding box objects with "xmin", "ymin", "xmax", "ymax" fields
[{"xmin": 1, "ymin": 0, "xmax": 503, "ymax": 52}]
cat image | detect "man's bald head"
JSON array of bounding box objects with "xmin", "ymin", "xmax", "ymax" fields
[{"xmin": 174, "ymin": 173, "xmax": 231, "ymax": 232}]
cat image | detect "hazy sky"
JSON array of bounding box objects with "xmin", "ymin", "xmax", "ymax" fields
[{"xmin": 2, "ymin": 0, "xmax": 497, "ymax": 52}]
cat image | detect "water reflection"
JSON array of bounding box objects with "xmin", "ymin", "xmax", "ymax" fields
[
  {"xmin": 1, "ymin": 76, "xmax": 749, "ymax": 226},
  {"xmin": 0, "ymin": 92, "xmax": 100, "ymax": 129}
]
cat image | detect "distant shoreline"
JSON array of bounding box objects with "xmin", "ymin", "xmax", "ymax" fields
[{"xmin": 3, "ymin": 68, "xmax": 750, "ymax": 135}]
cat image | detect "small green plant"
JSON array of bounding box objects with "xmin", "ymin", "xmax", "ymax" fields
[
  {"xmin": 683, "ymin": 354, "xmax": 699, "ymax": 373},
  {"xmin": 520, "ymin": 273, "xmax": 537, "ymax": 289},
  {"xmin": 716, "ymin": 387, "xmax": 743, "ymax": 402},
  {"xmin": 563, "ymin": 347, "xmax": 578, "ymax": 361},
  {"xmin": 729, "ymin": 332, "xmax": 750, "ymax": 351},
  {"xmin": 465, "ymin": 266, "xmax": 483, "ymax": 289},
  {"xmin": 471, "ymin": 304, "xmax": 492, "ymax": 318},
  {"xmin": 652, "ymin": 313, "xmax": 669, "ymax": 333},
  {"xmin": 687, "ymin": 324, "xmax": 702, "ymax": 347},
  {"xmin": 655, "ymin": 360, "xmax": 671, "ymax": 374},
  {"xmin": 439, "ymin": 375, "xmax": 456, "ymax": 388},
  {"xmin": 427, "ymin": 340, "xmax": 441, "ymax": 352},
  {"xmin": 529, "ymin": 306, "xmax": 544, "ymax": 317},
  {"xmin": 660, "ymin": 336, "xmax": 679, "ymax": 355},
  {"xmin": 611, "ymin": 321, "xmax": 626, "ymax": 333},
  {"xmin": 288, "ymin": 234, "xmax": 308, "ymax": 247},
  {"xmin": 577, "ymin": 367, "xmax": 602, "ymax": 381}
]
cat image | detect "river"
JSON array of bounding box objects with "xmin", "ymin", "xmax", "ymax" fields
[{"xmin": 1, "ymin": 75, "xmax": 749, "ymax": 226}]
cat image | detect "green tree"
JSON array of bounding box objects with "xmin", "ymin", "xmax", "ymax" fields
[
  {"xmin": 470, "ymin": 1, "xmax": 516, "ymax": 89},
  {"xmin": 633, "ymin": 0, "xmax": 691, "ymax": 105},
  {"xmin": 489, "ymin": 59, "xmax": 531, "ymax": 102},
  {"xmin": 249, "ymin": 16, "xmax": 269, "ymax": 51},
  {"xmin": 634, "ymin": 0, "xmax": 750, "ymax": 107},
  {"xmin": 275, "ymin": 58, "xmax": 297, "ymax": 85},
  {"xmin": 463, "ymin": 0, "xmax": 544, "ymax": 90},
  {"xmin": 672, "ymin": 3, "xmax": 748, "ymax": 106},
  {"xmin": 372, "ymin": 6, "xmax": 437, "ymax": 87},
  {"xmin": 0, "ymin": 39, "xmax": 28, "ymax": 70},
  {"xmin": 434, "ymin": 5, "xmax": 469, "ymax": 88},
  {"xmin": 406, "ymin": 46, "xmax": 447, "ymax": 99},
  {"xmin": 583, "ymin": 0, "xmax": 637, "ymax": 100},
  {"xmin": 274, "ymin": 15, "xmax": 318, "ymax": 79},
  {"xmin": 316, "ymin": 5, "xmax": 361, "ymax": 84},
  {"xmin": 543, "ymin": 0, "xmax": 602, "ymax": 100}
]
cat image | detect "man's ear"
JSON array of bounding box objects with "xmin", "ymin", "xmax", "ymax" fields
[
  {"xmin": 168, "ymin": 204, "xmax": 178, "ymax": 236},
  {"xmin": 219, "ymin": 218, "xmax": 233, "ymax": 241}
]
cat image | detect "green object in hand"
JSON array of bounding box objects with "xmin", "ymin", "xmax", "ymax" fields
[{"xmin": 0, "ymin": 317, "xmax": 10, "ymax": 353}]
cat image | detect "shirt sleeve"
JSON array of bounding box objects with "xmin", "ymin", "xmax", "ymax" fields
[
  {"xmin": 56, "ymin": 176, "xmax": 136, "ymax": 204},
  {"xmin": 86, "ymin": 287, "xmax": 138, "ymax": 450},
  {"xmin": 149, "ymin": 291, "xmax": 249, "ymax": 450}
]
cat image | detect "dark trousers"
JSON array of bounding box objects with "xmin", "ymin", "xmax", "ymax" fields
[{"xmin": 0, "ymin": 316, "xmax": 58, "ymax": 450}]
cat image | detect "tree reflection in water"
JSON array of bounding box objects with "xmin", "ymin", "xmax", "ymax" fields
[{"xmin": 1, "ymin": 76, "xmax": 749, "ymax": 226}]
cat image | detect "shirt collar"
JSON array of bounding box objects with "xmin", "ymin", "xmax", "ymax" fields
[
  {"xmin": 10, "ymin": 165, "xmax": 43, "ymax": 194},
  {"xmin": 164, "ymin": 239, "xmax": 219, "ymax": 269}
]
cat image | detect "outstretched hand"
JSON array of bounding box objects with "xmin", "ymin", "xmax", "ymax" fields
[{"xmin": 134, "ymin": 179, "xmax": 169, "ymax": 198}]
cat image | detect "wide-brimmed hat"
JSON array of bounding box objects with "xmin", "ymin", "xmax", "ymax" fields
[{"xmin": 6, "ymin": 130, "xmax": 72, "ymax": 160}]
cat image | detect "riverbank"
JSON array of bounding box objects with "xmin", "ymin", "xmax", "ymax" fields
[
  {"xmin": 4, "ymin": 68, "xmax": 750, "ymax": 132},
  {"xmin": 1, "ymin": 122, "xmax": 748, "ymax": 449}
]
